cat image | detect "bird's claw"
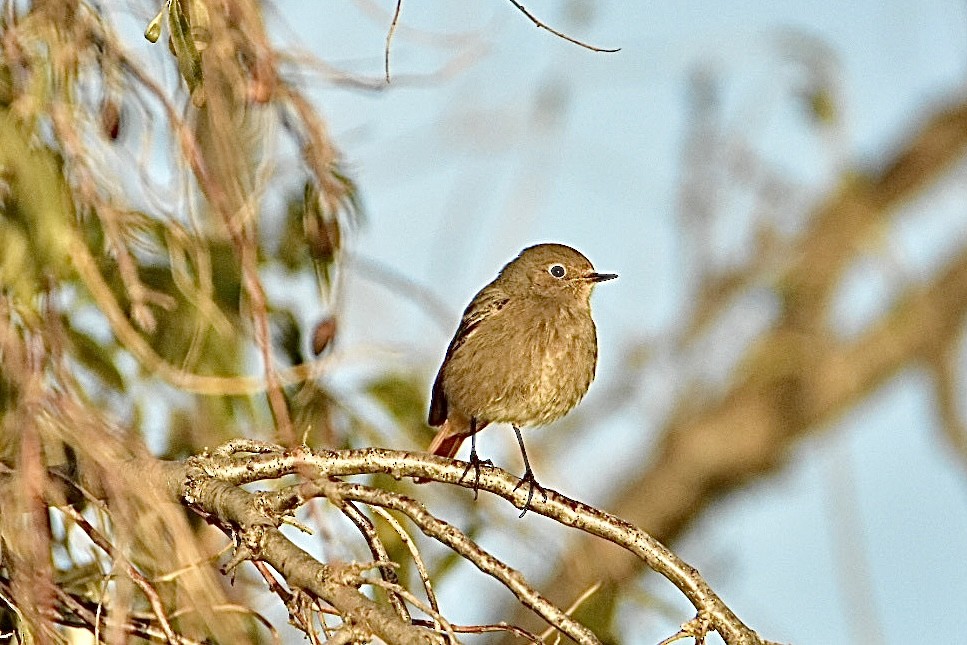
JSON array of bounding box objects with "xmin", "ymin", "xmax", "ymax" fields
[
  {"xmin": 513, "ymin": 468, "xmax": 547, "ymax": 517},
  {"xmin": 458, "ymin": 449, "xmax": 493, "ymax": 500}
]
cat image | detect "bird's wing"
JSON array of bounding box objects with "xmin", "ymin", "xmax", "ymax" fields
[{"xmin": 428, "ymin": 286, "xmax": 509, "ymax": 426}]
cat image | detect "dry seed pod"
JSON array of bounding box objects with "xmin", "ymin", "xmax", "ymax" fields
[
  {"xmin": 305, "ymin": 215, "xmax": 340, "ymax": 263},
  {"xmin": 312, "ymin": 317, "xmax": 337, "ymax": 355},
  {"xmin": 303, "ymin": 183, "xmax": 341, "ymax": 263},
  {"xmin": 101, "ymin": 98, "xmax": 121, "ymax": 140}
]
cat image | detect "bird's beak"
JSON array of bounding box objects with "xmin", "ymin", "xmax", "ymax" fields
[{"xmin": 586, "ymin": 272, "xmax": 618, "ymax": 283}]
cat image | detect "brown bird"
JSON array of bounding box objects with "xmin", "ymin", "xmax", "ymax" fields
[{"xmin": 425, "ymin": 243, "xmax": 616, "ymax": 514}]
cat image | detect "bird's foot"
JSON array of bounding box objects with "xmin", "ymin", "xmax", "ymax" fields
[
  {"xmin": 458, "ymin": 448, "xmax": 494, "ymax": 500},
  {"xmin": 513, "ymin": 468, "xmax": 548, "ymax": 517}
]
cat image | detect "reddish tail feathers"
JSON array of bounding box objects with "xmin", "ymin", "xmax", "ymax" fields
[
  {"xmin": 427, "ymin": 427, "xmax": 468, "ymax": 458},
  {"xmin": 416, "ymin": 418, "xmax": 487, "ymax": 483}
]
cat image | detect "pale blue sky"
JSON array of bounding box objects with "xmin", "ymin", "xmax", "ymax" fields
[{"xmin": 264, "ymin": 2, "xmax": 967, "ymax": 643}]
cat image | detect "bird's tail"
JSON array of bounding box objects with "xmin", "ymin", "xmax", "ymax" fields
[
  {"xmin": 416, "ymin": 417, "xmax": 486, "ymax": 483},
  {"xmin": 427, "ymin": 426, "xmax": 467, "ymax": 458}
]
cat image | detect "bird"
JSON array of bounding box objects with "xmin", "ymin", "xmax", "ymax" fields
[{"xmin": 424, "ymin": 243, "xmax": 616, "ymax": 515}]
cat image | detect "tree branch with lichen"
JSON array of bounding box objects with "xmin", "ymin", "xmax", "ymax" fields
[{"xmin": 158, "ymin": 441, "xmax": 777, "ymax": 645}]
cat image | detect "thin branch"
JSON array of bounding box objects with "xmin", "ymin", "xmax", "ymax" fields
[
  {"xmin": 167, "ymin": 603, "xmax": 283, "ymax": 645},
  {"xmin": 385, "ymin": 0, "xmax": 403, "ymax": 82},
  {"xmin": 266, "ymin": 476, "xmax": 591, "ymax": 641},
  {"xmin": 12, "ymin": 578, "xmax": 204, "ymax": 645},
  {"xmin": 505, "ymin": 0, "xmax": 619, "ymax": 53},
  {"xmin": 322, "ymin": 481, "xmax": 600, "ymax": 645},
  {"xmin": 339, "ymin": 500, "xmax": 411, "ymax": 622},
  {"xmin": 252, "ymin": 560, "xmax": 294, "ymax": 603},
  {"xmin": 410, "ymin": 620, "xmax": 541, "ymax": 642},
  {"xmin": 366, "ymin": 579, "xmax": 460, "ymax": 644},
  {"xmin": 240, "ymin": 233, "xmax": 296, "ymax": 443},
  {"xmin": 371, "ymin": 506, "xmax": 442, "ymax": 617},
  {"xmin": 657, "ymin": 612, "xmax": 712, "ymax": 645},
  {"xmin": 538, "ymin": 582, "xmax": 601, "ymax": 642},
  {"xmin": 59, "ymin": 505, "xmax": 179, "ymax": 644}
]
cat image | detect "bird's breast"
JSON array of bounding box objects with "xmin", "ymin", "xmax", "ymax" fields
[{"xmin": 442, "ymin": 301, "xmax": 598, "ymax": 427}]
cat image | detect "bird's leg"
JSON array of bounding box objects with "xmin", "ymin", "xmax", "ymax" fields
[
  {"xmin": 512, "ymin": 426, "xmax": 547, "ymax": 517},
  {"xmin": 458, "ymin": 417, "xmax": 492, "ymax": 500}
]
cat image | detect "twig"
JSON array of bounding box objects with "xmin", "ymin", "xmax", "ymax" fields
[
  {"xmin": 59, "ymin": 505, "xmax": 180, "ymax": 644},
  {"xmin": 538, "ymin": 581, "xmax": 601, "ymax": 642},
  {"xmin": 46, "ymin": 583, "xmax": 203, "ymax": 645},
  {"xmin": 505, "ymin": 0, "xmax": 619, "ymax": 53},
  {"xmin": 657, "ymin": 612, "xmax": 712, "ymax": 645},
  {"xmin": 371, "ymin": 506, "xmax": 441, "ymax": 617},
  {"xmin": 315, "ymin": 480, "xmax": 600, "ymax": 645},
  {"xmin": 366, "ymin": 579, "xmax": 460, "ymax": 644},
  {"xmin": 385, "ymin": 0, "xmax": 403, "ymax": 82},
  {"xmin": 94, "ymin": 575, "xmax": 108, "ymax": 645},
  {"xmin": 238, "ymin": 225, "xmax": 296, "ymax": 443},
  {"xmin": 410, "ymin": 620, "xmax": 541, "ymax": 642},
  {"xmin": 339, "ymin": 500, "xmax": 411, "ymax": 622},
  {"xmin": 167, "ymin": 603, "xmax": 284, "ymax": 645},
  {"xmin": 252, "ymin": 560, "xmax": 293, "ymax": 603}
]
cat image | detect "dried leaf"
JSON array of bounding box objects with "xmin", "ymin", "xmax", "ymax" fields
[
  {"xmin": 143, "ymin": 7, "xmax": 164, "ymax": 43},
  {"xmin": 101, "ymin": 98, "xmax": 120, "ymax": 140},
  {"xmin": 65, "ymin": 324, "xmax": 126, "ymax": 393},
  {"xmin": 168, "ymin": 0, "xmax": 204, "ymax": 99}
]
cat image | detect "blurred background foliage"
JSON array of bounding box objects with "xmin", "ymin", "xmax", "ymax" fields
[
  {"xmin": 0, "ymin": 0, "xmax": 375, "ymax": 461},
  {"xmin": 0, "ymin": 1, "xmax": 392, "ymax": 640}
]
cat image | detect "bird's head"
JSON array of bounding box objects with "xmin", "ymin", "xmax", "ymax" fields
[{"xmin": 499, "ymin": 243, "xmax": 617, "ymax": 301}]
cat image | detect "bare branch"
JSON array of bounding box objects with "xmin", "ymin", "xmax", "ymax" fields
[
  {"xmin": 385, "ymin": 0, "xmax": 404, "ymax": 82},
  {"xmin": 180, "ymin": 469, "xmax": 441, "ymax": 644},
  {"xmin": 59, "ymin": 506, "xmax": 179, "ymax": 643},
  {"xmin": 186, "ymin": 444, "xmax": 777, "ymax": 644},
  {"xmin": 371, "ymin": 506, "xmax": 442, "ymax": 618},
  {"xmin": 302, "ymin": 479, "xmax": 599, "ymax": 644},
  {"xmin": 505, "ymin": 0, "xmax": 620, "ymax": 53},
  {"xmin": 340, "ymin": 500, "xmax": 412, "ymax": 622},
  {"xmin": 366, "ymin": 579, "xmax": 460, "ymax": 644},
  {"xmin": 538, "ymin": 582, "xmax": 602, "ymax": 642}
]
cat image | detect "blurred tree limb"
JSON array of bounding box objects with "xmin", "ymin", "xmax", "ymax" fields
[{"xmin": 506, "ymin": 99, "xmax": 967, "ymax": 639}]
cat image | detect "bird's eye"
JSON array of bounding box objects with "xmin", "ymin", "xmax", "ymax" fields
[{"xmin": 548, "ymin": 263, "xmax": 566, "ymax": 278}]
